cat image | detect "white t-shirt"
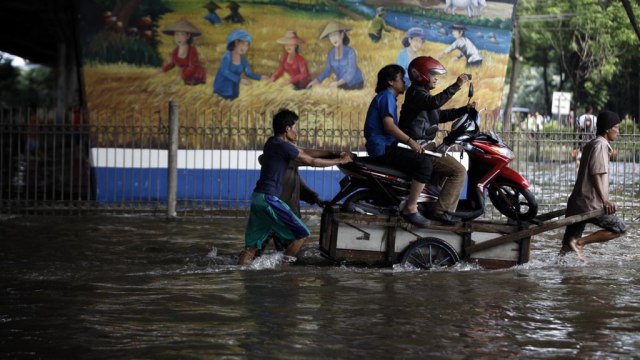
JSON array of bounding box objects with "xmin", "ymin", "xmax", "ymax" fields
[{"xmin": 578, "ymin": 113, "xmax": 596, "ymax": 131}]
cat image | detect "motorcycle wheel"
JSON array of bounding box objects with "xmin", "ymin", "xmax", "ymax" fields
[
  {"xmin": 400, "ymin": 237, "xmax": 460, "ymax": 270},
  {"xmin": 341, "ymin": 190, "xmax": 394, "ymax": 216},
  {"xmin": 488, "ymin": 184, "xmax": 538, "ymax": 221}
]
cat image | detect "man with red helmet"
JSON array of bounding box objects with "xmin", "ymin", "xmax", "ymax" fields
[{"xmin": 399, "ymin": 56, "xmax": 473, "ymax": 224}]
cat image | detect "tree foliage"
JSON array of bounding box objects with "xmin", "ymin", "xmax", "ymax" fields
[
  {"xmin": 0, "ymin": 54, "xmax": 54, "ymax": 108},
  {"xmin": 515, "ymin": 0, "xmax": 640, "ymax": 119}
]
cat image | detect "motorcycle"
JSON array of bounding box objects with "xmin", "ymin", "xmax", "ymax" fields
[{"xmin": 330, "ymin": 99, "xmax": 538, "ymax": 222}]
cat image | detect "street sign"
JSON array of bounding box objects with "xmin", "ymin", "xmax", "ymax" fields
[{"xmin": 552, "ymin": 92, "xmax": 572, "ymax": 115}]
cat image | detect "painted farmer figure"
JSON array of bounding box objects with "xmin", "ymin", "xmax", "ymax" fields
[
  {"xmin": 269, "ymin": 30, "xmax": 311, "ymax": 90},
  {"xmin": 213, "ymin": 29, "xmax": 263, "ymax": 100},
  {"xmin": 440, "ymin": 24, "xmax": 483, "ymax": 67},
  {"xmin": 158, "ymin": 18, "xmax": 206, "ymax": 85},
  {"xmin": 239, "ymin": 109, "xmax": 352, "ymax": 265},
  {"xmin": 399, "ymin": 56, "xmax": 472, "ymax": 224},
  {"xmin": 560, "ymin": 111, "xmax": 627, "ymax": 261},
  {"xmin": 307, "ymin": 21, "xmax": 364, "ymax": 90},
  {"xmin": 364, "ymin": 64, "xmax": 433, "ymax": 228},
  {"xmin": 396, "ymin": 27, "xmax": 425, "ymax": 87},
  {"xmin": 224, "ymin": 1, "xmax": 244, "ymax": 24},
  {"xmin": 203, "ymin": 1, "xmax": 221, "ymax": 25},
  {"xmin": 368, "ymin": 6, "xmax": 392, "ymax": 43}
]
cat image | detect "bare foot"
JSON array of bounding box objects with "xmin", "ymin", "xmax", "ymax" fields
[
  {"xmin": 238, "ymin": 247, "xmax": 257, "ymax": 265},
  {"xmin": 569, "ymin": 239, "xmax": 587, "ymax": 261},
  {"xmin": 558, "ymin": 244, "xmax": 573, "ymax": 256}
]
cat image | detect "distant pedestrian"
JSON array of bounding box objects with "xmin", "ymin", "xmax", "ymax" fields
[
  {"xmin": 577, "ymin": 105, "xmax": 596, "ymax": 132},
  {"xmin": 559, "ymin": 111, "xmax": 627, "ymax": 261}
]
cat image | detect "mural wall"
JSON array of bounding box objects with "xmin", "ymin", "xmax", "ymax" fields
[{"xmin": 78, "ymin": 0, "xmax": 517, "ymax": 149}]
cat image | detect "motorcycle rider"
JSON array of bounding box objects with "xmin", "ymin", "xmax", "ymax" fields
[
  {"xmin": 364, "ymin": 64, "xmax": 433, "ymax": 227},
  {"xmin": 399, "ymin": 56, "xmax": 473, "ymax": 224}
]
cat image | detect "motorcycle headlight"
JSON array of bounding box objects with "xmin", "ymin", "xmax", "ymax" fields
[{"xmin": 487, "ymin": 145, "xmax": 514, "ymax": 159}]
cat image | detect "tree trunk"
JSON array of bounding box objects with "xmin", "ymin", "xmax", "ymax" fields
[{"xmin": 503, "ymin": 16, "xmax": 521, "ymax": 132}]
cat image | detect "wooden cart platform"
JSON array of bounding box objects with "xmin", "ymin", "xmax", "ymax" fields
[{"xmin": 318, "ymin": 206, "xmax": 604, "ymax": 269}]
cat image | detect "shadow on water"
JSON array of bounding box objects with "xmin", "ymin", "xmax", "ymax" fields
[{"xmin": 1, "ymin": 215, "xmax": 639, "ymax": 358}]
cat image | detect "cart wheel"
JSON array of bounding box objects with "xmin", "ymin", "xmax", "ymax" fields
[
  {"xmin": 342, "ymin": 190, "xmax": 394, "ymax": 215},
  {"xmin": 488, "ymin": 184, "xmax": 538, "ymax": 221},
  {"xmin": 400, "ymin": 237, "xmax": 460, "ymax": 270}
]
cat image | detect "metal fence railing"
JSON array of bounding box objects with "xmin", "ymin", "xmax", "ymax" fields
[{"xmin": 1, "ymin": 107, "xmax": 639, "ymax": 221}]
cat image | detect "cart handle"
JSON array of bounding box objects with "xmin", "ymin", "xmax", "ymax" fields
[{"xmin": 465, "ymin": 209, "xmax": 605, "ymax": 254}]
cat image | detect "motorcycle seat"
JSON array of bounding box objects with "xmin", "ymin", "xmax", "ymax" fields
[{"xmin": 355, "ymin": 156, "xmax": 409, "ymax": 179}]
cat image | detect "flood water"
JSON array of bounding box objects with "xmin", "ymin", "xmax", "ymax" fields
[{"xmin": 1, "ymin": 214, "xmax": 639, "ymax": 358}]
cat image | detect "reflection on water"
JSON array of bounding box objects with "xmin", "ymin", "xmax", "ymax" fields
[{"xmin": 1, "ymin": 216, "xmax": 639, "ymax": 358}]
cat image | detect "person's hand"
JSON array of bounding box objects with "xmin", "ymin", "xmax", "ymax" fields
[
  {"xmin": 339, "ymin": 152, "xmax": 353, "ymax": 164},
  {"xmin": 306, "ymin": 79, "xmax": 318, "ymax": 89},
  {"xmin": 407, "ymin": 138, "xmax": 422, "ymax": 153},
  {"xmin": 456, "ymin": 73, "xmax": 471, "ymax": 86},
  {"xmin": 603, "ymin": 201, "xmax": 616, "ymax": 214},
  {"xmin": 240, "ymin": 78, "xmax": 251, "ymax": 86}
]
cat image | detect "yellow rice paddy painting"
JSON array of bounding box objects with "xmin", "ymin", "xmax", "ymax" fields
[{"xmin": 79, "ymin": 0, "xmax": 517, "ymax": 148}]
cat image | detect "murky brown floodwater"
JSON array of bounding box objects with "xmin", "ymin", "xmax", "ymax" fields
[{"xmin": 1, "ymin": 214, "xmax": 639, "ymax": 359}]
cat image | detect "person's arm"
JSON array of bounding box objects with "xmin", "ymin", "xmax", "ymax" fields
[
  {"xmin": 382, "ymin": 115, "xmax": 422, "ymax": 153},
  {"xmin": 296, "ymin": 149, "xmax": 352, "ymax": 167},
  {"xmin": 299, "ymin": 177, "xmax": 321, "ymax": 205},
  {"xmin": 161, "ymin": 49, "xmax": 177, "ymax": 72},
  {"xmin": 336, "ymin": 47, "xmax": 358, "ymax": 86},
  {"xmin": 289, "ymin": 55, "xmax": 310, "ymax": 85},
  {"xmin": 242, "ymin": 57, "xmax": 261, "ymax": 80},
  {"xmin": 217, "ymin": 52, "xmax": 241, "ymax": 82},
  {"xmin": 592, "ymin": 173, "xmax": 616, "ymax": 214},
  {"xmin": 315, "ymin": 50, "xmax": 333, "ymax": 83},
  {"xmin": 589, "ymin": 142, "xmax": 616, "ymax": 214},
  {"xmin": 418, "ymin": 74, "xmax": 470, "ymax": 110},
  {"xmin": 383, "ymin": 20, "xmax": 392, "ymax": 32},
  {"xmin": 270, "ymin": 54, "xmax": 286, "ymax": 81},
  {"xmin": 181, "ymin": 46, "xmax": 200, "ymax": 79},
  {"xmin": 441, "ymin": 42, "xmax": 456, "ymax": 56},
  {"xmin": 302, "ymin": 148, "xmax": 341, "ymax": 158},
  {"xmin": 438, "ymin": 104, "xmax": 473, "ymax": 123}
]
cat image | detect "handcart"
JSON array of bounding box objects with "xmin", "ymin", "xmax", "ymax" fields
[{"xmin": 318, "ymin": 207, "xmax": 604, "ymax": 269}]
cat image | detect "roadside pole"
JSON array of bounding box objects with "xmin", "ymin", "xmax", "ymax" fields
[{"xmin": 167, "ymin": 101, "xmax": 178, "ymax": 218}]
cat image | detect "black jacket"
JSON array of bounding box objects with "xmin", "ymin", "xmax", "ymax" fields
[{"xmin": 399, "ymin": 83, "xmax": 468, "ymax": 141}]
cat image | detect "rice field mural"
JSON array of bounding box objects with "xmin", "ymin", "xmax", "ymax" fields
[{"xmin": 78, "ymin": 0, "xmax": 517, "ymax": 148}]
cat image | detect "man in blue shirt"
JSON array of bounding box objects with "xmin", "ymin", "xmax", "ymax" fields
[
  {"xmin": 364, "ymin": 64, "xmax": 433, "ymax": 227},
  {"xmin": 239, "ymin": 109, "xmax": 353, "ymax": 265}
]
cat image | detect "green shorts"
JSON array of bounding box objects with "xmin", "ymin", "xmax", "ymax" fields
[{"xmin": 244, "ymin": 192, "xmax": 310, "ymax": 250}]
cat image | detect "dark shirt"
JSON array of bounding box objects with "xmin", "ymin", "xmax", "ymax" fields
[
  {"xmin": 399, "ymin": 83, "xmax": 467, "ymax": 141},
  {"xmin": 254, "ymin": 136, "xmax": 300, "ymax": 196}
]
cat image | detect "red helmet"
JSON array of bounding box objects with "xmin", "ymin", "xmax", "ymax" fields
[{"xmin": 408, "ymin": 56, "xmax": 447, "ymax": 86}]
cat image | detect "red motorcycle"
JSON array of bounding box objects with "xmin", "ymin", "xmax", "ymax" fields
[{"xmin": 330, "ymin": 107, "xmax": 538, "ymax": 222}]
